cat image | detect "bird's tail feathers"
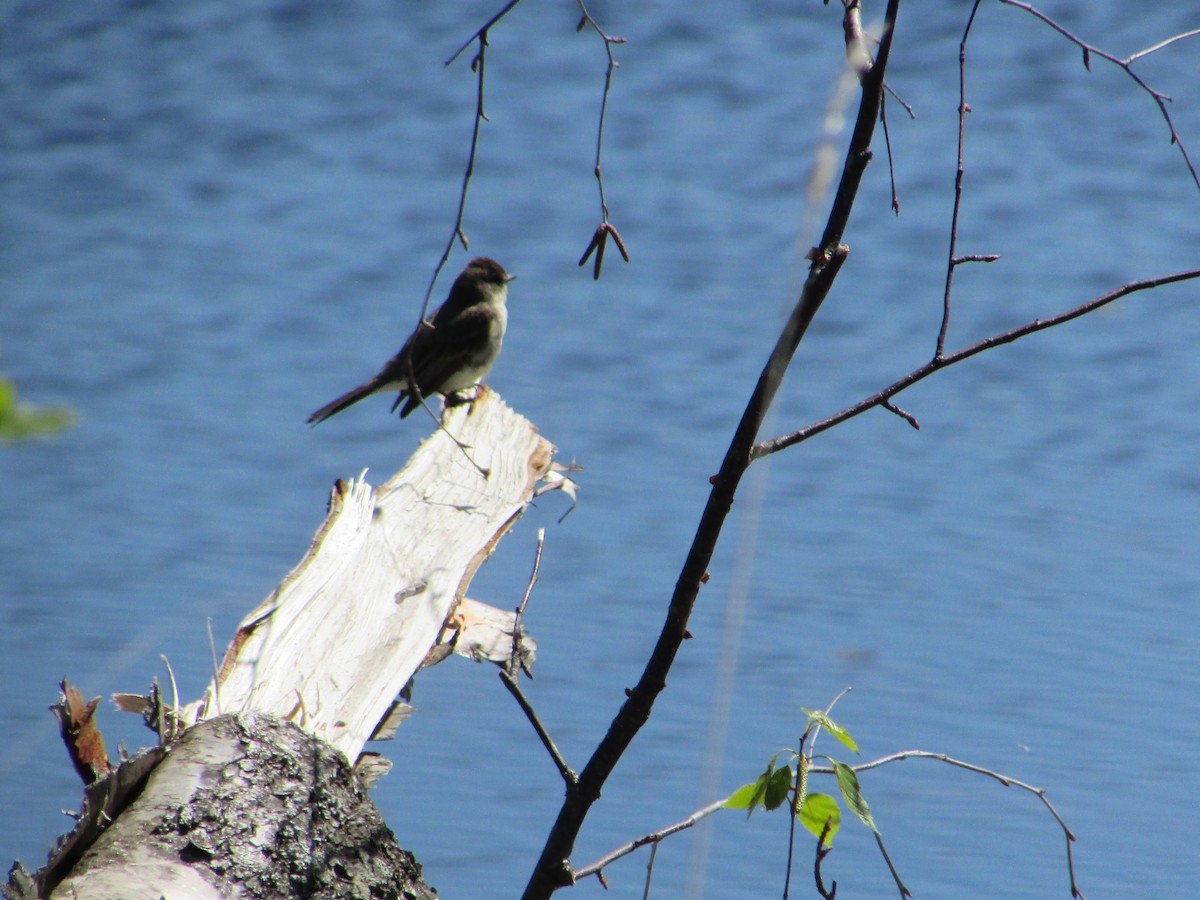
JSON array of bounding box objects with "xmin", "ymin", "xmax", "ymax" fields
[{"xmin": 307, "ymin": 381, "xmax": 383, "ymax": 425}]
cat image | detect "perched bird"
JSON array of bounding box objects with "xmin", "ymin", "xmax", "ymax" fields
[{"xmin": 308, "ymin": 257, "xmax": 515, "ymax": 425}]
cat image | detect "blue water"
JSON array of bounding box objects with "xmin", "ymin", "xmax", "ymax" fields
[{"xmin": 3, "ymin": 1, "xmax": 1198, "ymax": 897}]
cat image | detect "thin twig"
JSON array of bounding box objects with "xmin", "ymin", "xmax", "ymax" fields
[
  {"xmin": 815, "ymin": 817, "xmax": 837, "ymax": 899},
  {"xmin": 445, "ymin": 0, "xmax": 522, "ymax": 66},
  {"xmin": 575, "ymin": 1, "xmax": 630, "ymax": 280},
  {"xmin": 843, "ymin": 0, "xmax": 910, "ymax": 216},
  {"xmin": 806, "ymin": 686, "xmax": 854, "ymax": 761},
  {"xmin": 933, "ymin": 4, "xmax": 1200, "ymax": 357},
  {"xmin": 935, "ymin": 0, "xmax": 984, "ymax": 360},
  {"xmin": 998, "ymin": 0, "xmax": 1200, "ymax": 192},
  {"xmin": 881, "ymin": 399, "xmax": 919, "ymax": 429},
  {"xmin": 809, "ymin": 749, "xmax": 1084, "ymax": 899},
  {"xmin": 782, "ymin": 797, "xmax": 797, "ymax": 898},
  {"xmin": 874, "ymin": 831, "xmax": 913, "ymax": 898},
  {"xmin": 880, "ymin": 94, "xmax": 901, "ymax": 214},
  {"xmin": 641, "ymin": 840, "xmax": 658, "ymax": 900},
  {"xmin": 416, "ymin": 0, "xmax": 523, "ymax": 379},
  {"xmin": 423, "ymin": 26, "xmax": 493, "ymax": 325},
  {"xmin": 499, "ymin": 669, "xmax": 576, "ymax": 787},
  {"xmin": 400, "ymin": 10, "xmax": 516, "ymax": 444},
  {"xmin": 447, "ymin": 414, "xmax": 490, "ymax": 477},
  {"xmin": 1125, "ymin": 27, "xmax": 1200, "ymax": 64},
  {"xmin": 573, "ymin": 798, "xmax": 728, "ymax": 882},
  {"xmin": 753, "ymin": 267, "xmax": 1200, "ymax": 459},
  {"xmin": 418, "ymin": 393, "xmax": 490, "ymax": 479},
  {"xmin": 884, "ymin": 82, "xmax": 915, "ymax": 118},
  {"xmin": 783, "ymin": 743, "xmax": 803, "ymax": 898},
  {"xmin": 509, "ymin": 529, "xmax": 545, "ymax": 676},
  {"xmin": 824, "ymin": 687, "xmax": 853, "ymax": 716},
  {"xmin": 785, "ymin": 728, "xmax": 820, "ymax": 899}
]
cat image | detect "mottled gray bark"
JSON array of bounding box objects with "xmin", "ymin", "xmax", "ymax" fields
[{"xmin": 15, "ymin": 713, "xmax": 437, "ymax": 900}]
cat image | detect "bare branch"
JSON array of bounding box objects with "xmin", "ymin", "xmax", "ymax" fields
[
  {"xmin": 874, "ymin": 831, "xmax": 914, "ymax": 898},
  {"xmin": 400, "ymin": 13, "xmax": 518, "ymax": 428},
  {"xmin": 499, "ymin": 670, "xmax": 576, "ymax": 788},
  {"xmin": 935, "ymin": 0, "xmax": 984, "ymax": 360},
  {"xmin": 880, "ymin": 94, "xmax": 901, "ymax": 214},
  {"xmin": 641, "ymin": 841, "xmax": 658, "ymax": 900},
  {"xmin": 844, "ymin": 0, "xmax": 914, "ymax": 216},
  {"xmin": 1124, "ymin": 27, "xmax": 1200, "ymax": 64},
  {"xmin": 939, "ymin": 3, "xmax": 1197, "ymax": 365},
  {"xmin": 810, "ymin": 749, "xmax": 1084, "ymax": 898},
  {"xmin": 572, "ymin": 799, "xmax": 728, "ymax": 883},
  {"xmin": 881, "ymin": 399, "xmax": 919, "ymax": 430},
  {"xmin": 753, "ymin": 268, "xmax": 1200, "ymax": 460},
  {"xmin": 576, "ymin": 1, "xmax": 630, "ymax": 280},
  {"xmin": 815, "ymin": 817, "xmax": 838, "ymax": 898},
  {"xmin": 998, "ymin": 0, "xmax": 1200, "ymax": 192},
  {"xmin": 508, "ymin": 529, "xmax": 546, "ymax": 677},
  {"xmin": 423, "ymin": 29, "xmax": 493, "ymax": 322},
  {"xmin": 444, "ymin": 0, "xmax": 522, "ymax": 66},
  {"xmin": 884, "ymin": 81, "xmax": 916, "ymax": 118}
]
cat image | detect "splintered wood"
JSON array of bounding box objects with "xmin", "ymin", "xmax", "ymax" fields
[{"xmin": 179, "ymin": 391, "xmax": 556, "ymax": 763}]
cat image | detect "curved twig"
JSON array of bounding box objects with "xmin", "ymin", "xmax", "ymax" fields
[
  {"xmin": 572, "ymin": 798, "xmax": 728, "ymax": 884},
  {"xmin": 998, "ymin": 0, "xmax": 1200, "ymax": 193},
  {"xmin": 809, "ymin": 749, "xmax": 1085, "ymax": 898},
  {"xmin": 753, "ymin": 267, "xmax": 1200, "ymax": 459}
]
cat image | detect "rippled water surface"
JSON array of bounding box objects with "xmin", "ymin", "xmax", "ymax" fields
[{"xmin": 2, "ymin": 2, "xmax": 1198, "ymax": 897}]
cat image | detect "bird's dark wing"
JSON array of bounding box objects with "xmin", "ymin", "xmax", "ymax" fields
[
  {"xmin": 421, "ymin": 308, "xmax": 493, "ymax": 386},
  {"xmin": 394, "ymin": 306, "xmax": 493, "ymax": 417}
]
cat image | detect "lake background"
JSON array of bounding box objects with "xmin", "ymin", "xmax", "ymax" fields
[{"xmin": 2, "ymin": 1, "xmax": 1198, "ymax": 897}]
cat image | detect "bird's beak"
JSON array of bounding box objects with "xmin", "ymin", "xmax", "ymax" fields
[{"xmin": 505, "ymin": 273, "xmax": 517, "ymax": 283}]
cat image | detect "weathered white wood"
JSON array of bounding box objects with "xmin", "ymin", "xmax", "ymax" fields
[
  {"xmin": 448, "ymin": 595, "xmax": 537, "ymax": 673},
  {"xmin": 182, "ymin": 390, "xmax": 555, "ymax": 762},
  {"xmin": 16, "ymin": 393, "xmax": 553, "ymax": 899}
]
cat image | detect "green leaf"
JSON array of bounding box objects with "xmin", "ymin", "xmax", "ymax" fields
[
  {"xmin": 831, "ymin": 759, "xmax": 877, "ymax": 833},
  {"xmin": 798, "ymin": 792, "xmax": 841, "ymax": 845},
  {"xmin": 803, "ymin": 708, "xmax": 859, "ymax": 755},
  {"xmin": 0, "ymin": 378, "xmax": 76, "ymax": 443},
  {"xmin": 726, "ymin": 759, "xmax": 776, "ymax": 816},
  {"xmin": 726, "ymin": 752, "xmax": 795, "ymax": 817},
  {"xmin": 763, "ymin": 763, "xmax": 793, "ymax": 810},
  {"xmin": 725, "ymin": 781, "xmax": 761, "ymax": 811}
]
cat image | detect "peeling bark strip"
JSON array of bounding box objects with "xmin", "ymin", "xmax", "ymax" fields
[
  {"xmin": 180, "ymin": 391, "xmax": 556, "ymax": 764},
  {"xmin": 50, "ymin": 680, "xmax": 111, "ymax": 785}
]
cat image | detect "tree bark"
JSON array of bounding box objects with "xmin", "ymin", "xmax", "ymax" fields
[{"xmin": 41, "ymin": 713, "xmax": 436, "ymax": 900}]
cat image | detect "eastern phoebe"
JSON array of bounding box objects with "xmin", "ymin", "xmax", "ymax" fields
[{"xmin": 308, "ymin": 257, "xmax": 514, "ymax": 425}]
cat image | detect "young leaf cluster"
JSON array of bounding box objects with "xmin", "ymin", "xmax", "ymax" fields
[{"xmin": 725, "ymin": 708, "xmax": 873, "ymax": 847}]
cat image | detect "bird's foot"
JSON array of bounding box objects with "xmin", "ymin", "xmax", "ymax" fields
[{"xmin": 445, "ymin": 383, "xmax": 488, "ymax": 410}]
